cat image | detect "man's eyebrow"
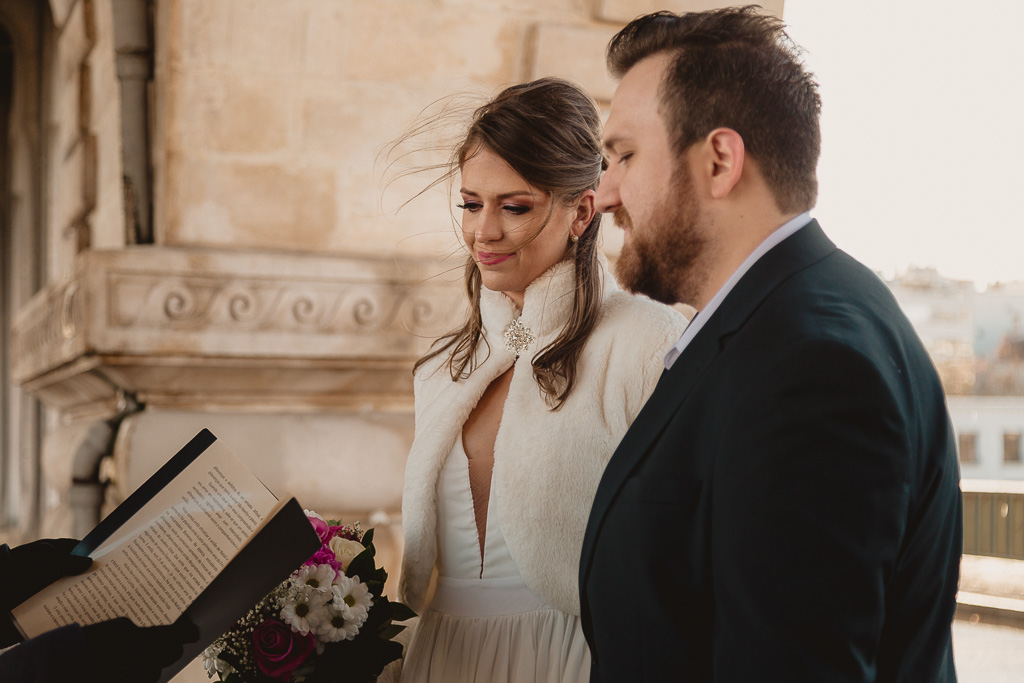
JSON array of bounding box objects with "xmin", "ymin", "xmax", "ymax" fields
[{"xmin": 602, "ymin": 134, "xmax": 627, "ymax": 153}]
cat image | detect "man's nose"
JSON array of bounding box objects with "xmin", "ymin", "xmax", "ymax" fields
[{"xmin": 595, "ymin": 169, "xmax": 620, "ymax": 214}]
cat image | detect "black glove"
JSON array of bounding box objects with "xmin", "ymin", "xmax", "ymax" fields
[
  {"xmin": 82, "ymin": 615, "xmax": 200, "ymax": 683},
  {"xmin": 0, "ymin": 539, "xmax": 92, "ymax": 612}
]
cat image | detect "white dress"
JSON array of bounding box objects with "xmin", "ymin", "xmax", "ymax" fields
[{"xmin": 400, "ymin": 436, "xmax": 591, "ymax": 683}]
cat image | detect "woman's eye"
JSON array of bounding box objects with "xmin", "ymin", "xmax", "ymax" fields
[
  {"xmin": 619, "ymin": 153, "xmax": 633, "ymax": 165},
  {"xmin": 503, "ymin": 205, "xmax": 531, "ymax": 215},
  {"xmin": 456, "ymin": 201, "xmax": 482, "ymax": 212}
]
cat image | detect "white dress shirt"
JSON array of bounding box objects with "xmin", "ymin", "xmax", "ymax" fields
[{"xmin": 664, "ymin": 212, "xmax": 813, "ymax": 369}]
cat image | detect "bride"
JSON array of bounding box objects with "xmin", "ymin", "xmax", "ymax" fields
[{"xmin": 395, "ymin": 77, "xmax": 688, "ymax": 682}]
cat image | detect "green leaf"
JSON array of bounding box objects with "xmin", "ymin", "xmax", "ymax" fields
[
  {"xmin": 346, "ymin": 548, "xmax": 375, "ymax": 579},
  {"xmin": 390, "ymin": 601, "xmax": 418, "ymax": 621},
  {"xmin": 379, "ymin": 623, "xmax": 407, "ymax": 640},
  {"xmin": 362, "ymin": 527, "xmax": 375, "ymax": 547},
  {"xmin": 304, "ymin": 626, "xmax": 404, "ymax": 683}
]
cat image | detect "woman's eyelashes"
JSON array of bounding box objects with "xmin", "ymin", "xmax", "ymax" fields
[{"xmin": 456, "ymin": 200, "xmax": 532, "ymax": 216}]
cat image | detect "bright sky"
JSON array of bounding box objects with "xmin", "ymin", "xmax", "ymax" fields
[{"xmin": 782, "ymin": 0, "xmax": 1024, "ymax": 289}]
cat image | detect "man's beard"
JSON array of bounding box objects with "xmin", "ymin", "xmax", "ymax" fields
[{"xmin": 613, "ymin": 164, "xmax": 708, "ymax": 306}]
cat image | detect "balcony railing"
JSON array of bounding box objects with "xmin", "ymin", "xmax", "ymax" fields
[{"xmin": 962, "ymin": 479, "xmax": 1024, "ymax": 560}]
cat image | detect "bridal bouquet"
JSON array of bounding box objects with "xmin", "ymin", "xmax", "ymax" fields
[{"xmin": 202, "ymin": 510, "xmax": 415, "ymax": 683}]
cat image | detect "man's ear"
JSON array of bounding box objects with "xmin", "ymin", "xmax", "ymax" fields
[{"xmin": 704, "ymin": 127, "xmax": 745, "ymax": 199}]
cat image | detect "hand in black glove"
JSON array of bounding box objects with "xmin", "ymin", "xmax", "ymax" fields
[
  {"xmin": 82, "ymin": 615, "xmax": 200, "ymax": 683},
  {"xmin": 0, "ymin": 538, "xmax": 93, "ymax": 611}
]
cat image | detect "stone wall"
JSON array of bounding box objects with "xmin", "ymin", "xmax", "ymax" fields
[
  {"xmin": 152, "ymin": 0, "xmax": 782, "ymax": 260},
  {"xmin": 46, "ymin": 0, "xmax": 125, "ymax": 280},
  {"xmin": 1, "ymin": 0, "xmax": 126, "ymax": 539}
]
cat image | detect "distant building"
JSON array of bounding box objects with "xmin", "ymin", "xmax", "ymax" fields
[
  {"xmin": 947, "ymin": 396, "xmax": 1024, "ymax": 481},
  {"xmin": 885, "ymin": 267, "xmax": 976, "ymax": 395},
  {"xmin": 885, "ymin": 268, "xmax": 1024, "ymax": 480},
  {"xmin": 975, "ymin": 282, "xmax": 1024, "ymax": 358}
]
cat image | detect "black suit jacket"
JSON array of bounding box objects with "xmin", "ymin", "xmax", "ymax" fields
[{"xmin": 579, "ymin": 222, "xmax": 962, "ymax": 682}]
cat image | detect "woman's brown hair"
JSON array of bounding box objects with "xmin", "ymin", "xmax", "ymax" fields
[{"xmin": 412, "ymin": 77, "xmax": 605, "ymax": 410}]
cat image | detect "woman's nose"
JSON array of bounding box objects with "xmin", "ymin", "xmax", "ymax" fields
[{"xmin": 474, "ymin": 208, "xmax": 503, "ymax": 242}]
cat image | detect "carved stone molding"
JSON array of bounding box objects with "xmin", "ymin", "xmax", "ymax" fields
[{"xmin": 12, "ymin": 246, "xmax": 465, "ymax": 413}]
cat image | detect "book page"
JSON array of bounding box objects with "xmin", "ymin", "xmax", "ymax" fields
[{"xmin": 12, "ymin": 439, "xmax": 280, "ymax": 638}]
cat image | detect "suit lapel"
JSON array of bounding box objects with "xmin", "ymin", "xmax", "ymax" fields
[
  {"xmin": 580, "ymin": 221, "xmax": 837, "ymax": 588},
  {"xmin": 579, "ymin": 308, "xmax": 724, "ymax": 591},
  {"xmin": 715, "ymin": 219, "xmax": 836, "ymax": 338}
]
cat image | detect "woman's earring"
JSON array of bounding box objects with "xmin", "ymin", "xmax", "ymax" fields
[{"xmin": 569, "ymin": 232, "xmax": 579, "ymax": 244}]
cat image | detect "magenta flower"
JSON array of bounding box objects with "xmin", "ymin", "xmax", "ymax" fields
[
  {"xmin": 303, "ymin": 546, "xmax": 341, "ymax": 572},
  {"xmin": 252, "ymin": 619, "xmax": 315, "ymax": 681},
  {"xmin": 307, "ymin": 516, "xmax": 331, "ymax": 543}
]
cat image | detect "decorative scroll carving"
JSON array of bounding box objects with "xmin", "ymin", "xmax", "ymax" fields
[
  {"xmin": 10, "ymin": 248, "xmax": 466, "ymax": 409},
  {"xmin": 105, "ymin": 271, "xmax": 458, "ymax": 339},
  {"xmin": 161, "ymin": 281, "xmax": 200, "ymax": 321},
  {"xmin": 11, "ymin": 279, "xmax": 87, "ymax": 382}
]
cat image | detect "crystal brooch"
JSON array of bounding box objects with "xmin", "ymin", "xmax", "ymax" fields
[{"xmin": 503, "ymin": 318, "xmax": 535, "ymax": 356}]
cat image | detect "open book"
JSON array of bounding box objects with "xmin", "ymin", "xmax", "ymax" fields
[{"xmin": 11, "ymin": 428, "xmax": 321, "ymax": 683}]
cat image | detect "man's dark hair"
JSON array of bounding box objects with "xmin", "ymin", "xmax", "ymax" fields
[{"xmin": 607, "ymin": 6, "xmax": 821, "ymax": 213}]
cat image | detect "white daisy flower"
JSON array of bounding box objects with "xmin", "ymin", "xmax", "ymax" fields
[
  {"xmin": 294, "ymin": 563, "xmax": 337, "ymax": 590},
  {"xmin": 332, "ymin": 574, "xmax": 373, "ymax": 624},
  {"xmin": 315, "ymin": 602, "xmax": 361, "ymax": 642},
  {"xmin": 280, "ymin": 585, "xmax": 329, "ymax": 635},
  {"xmin": 201, "ymin": 643, "xmax": 233, "ymax": 676}
]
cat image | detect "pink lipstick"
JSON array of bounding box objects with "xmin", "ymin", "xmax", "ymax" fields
[{"xmin": 477, "ymin": 251, "xmax": 514, "ymax": 265}]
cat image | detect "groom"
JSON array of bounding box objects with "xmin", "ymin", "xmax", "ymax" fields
[{"xmin": 579, "ymin": 7, "xmax": 962, "ymax": 682}]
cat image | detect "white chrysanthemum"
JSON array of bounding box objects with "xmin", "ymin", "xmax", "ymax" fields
[
  {"xmin": 329, "ymin": 536, "xmax": 365, "ymax": 571},
  {"xmin": 316, "ymin": 602, "xmax": 361, "ymax": 642},
  {"xmin": 332, "ymin": 574, "xmax": 373, "ymax": 624},
  {"xmin": 294, "ymin": 563, "xmax": 337, "ymax": 590},
  {"xmin": 280, "ymin": 585, "xmax": 330, "ymax": 635},
  {"xmin": 201, "ymin": 643, "xmax": 233, "ymax": 676}
]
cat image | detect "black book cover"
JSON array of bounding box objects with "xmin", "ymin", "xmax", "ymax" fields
[{"xmin": 160, "ymin": 496, "xmax": 320, "ymax": 683}]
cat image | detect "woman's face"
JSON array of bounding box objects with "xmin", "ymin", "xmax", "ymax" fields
[{"xmin": 459, "ymin": 146, "xmax": 591, "ymax": 308}]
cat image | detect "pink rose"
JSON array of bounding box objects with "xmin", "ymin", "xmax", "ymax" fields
[
  {"xmin": 308, "ymin": 516, "xmax": 331, "ymax": 543},
  {"xmin": 252, "ymin": 619, "xmax": 315, "ymax": 681}
]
